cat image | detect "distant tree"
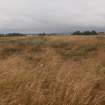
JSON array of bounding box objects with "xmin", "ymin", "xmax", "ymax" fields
[
  {"xmin": 84, "ymin": 31, "xmax": 90, "ymax": 35},
  {"xmin": 38, "ymin": 32, "xmax": 46, "ymax": 36},
  {"xmin": 6, "ymin": 33, "xmax": 25, "ymax": 36},
  {"xmin": 72, "ymin": 30, "xmax": 97, "ymax": 35},
  {"xmin": 72, "ymin": 31, "xmax": 81, "ymax": 35},
  {"xmin": 0, "ymin": 34, "xmax": 4, "ymax": 37},
  {"xmin": 91, "ymin": 30, "xmax": 97, "ymax": 35}
]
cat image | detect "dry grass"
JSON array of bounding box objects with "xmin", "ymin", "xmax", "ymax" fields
[{"xmin": 0, "ymin": 35, "xmax": 105, "ymax": 105}]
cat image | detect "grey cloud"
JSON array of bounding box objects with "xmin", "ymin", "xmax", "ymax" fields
[{"xmin": 0, "ymin": 0, "xmax": 105, "ymax": 33}]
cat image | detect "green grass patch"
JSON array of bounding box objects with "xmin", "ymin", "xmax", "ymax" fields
[{"xmin": 51, "ymin": 42, "xmax": 97, "ymax": 60}]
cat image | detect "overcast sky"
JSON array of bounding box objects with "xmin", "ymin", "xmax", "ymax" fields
[{"xmin": 0, "ymin": 0, "xmax": 105, "ymax": 33}]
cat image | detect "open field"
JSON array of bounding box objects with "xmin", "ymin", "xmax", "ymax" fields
[{"xmin": 0, "ymin": 35, "xmax": 105, "ymax": 105}]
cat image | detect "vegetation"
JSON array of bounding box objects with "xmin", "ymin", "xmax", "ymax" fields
[
  {"xmin": 0, "ymin": 33, "xmax": 26, "ymax": 37},
  {"xmin": 72, "ymin": 30, "xmax": 97, "ymax": 35},
  {"xmin": 0, "ymin": 36, "xmax": 105, "ymax": 105},
  {"xmin": 38, "ymin": 32, "xmax": 46, "ymax": 36}
]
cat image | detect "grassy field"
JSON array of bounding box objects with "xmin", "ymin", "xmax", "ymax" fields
[{"xmin": 0, "ymin": 35, "xmax": 105, "ymax": 105}]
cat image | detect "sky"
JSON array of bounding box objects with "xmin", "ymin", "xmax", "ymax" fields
[{"xmin": 0, "ymin": 0, "xmax": 105, "ymax": 33}]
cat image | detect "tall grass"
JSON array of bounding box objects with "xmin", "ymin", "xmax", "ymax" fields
[{"xmin": 0, "ymin": 36, "xmax": 105, "ymax": 105}]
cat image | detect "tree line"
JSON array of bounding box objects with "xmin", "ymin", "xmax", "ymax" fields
[
  {"xmin": 0, "ymin": 31, "xmax": 99, "ymax": 37},
  {"xmin": 0, "ymin": 33, "xmax": 26, "ymax": 37},
  {"xmin": 72, "ymin": 30, "xmax": 97, "ymax": 35}
]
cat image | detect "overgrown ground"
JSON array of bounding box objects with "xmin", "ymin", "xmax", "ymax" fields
[{"xmin": 0, "ymin": 35, "xmax": 105, "ymax": 105}]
